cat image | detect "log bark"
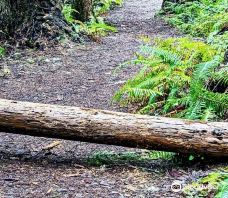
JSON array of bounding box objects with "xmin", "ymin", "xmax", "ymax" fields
[{"xmin": 0, "ymin": 99, "xmax": 228, "ymax": 156}]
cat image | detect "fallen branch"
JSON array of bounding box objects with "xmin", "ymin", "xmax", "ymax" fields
[{"xmin": 0, "ymin": 99, "xmax": 228, "ymax": 156}]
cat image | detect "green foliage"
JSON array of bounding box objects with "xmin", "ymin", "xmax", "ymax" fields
[
  {"xmin": 114, "ymin": 37, "xmax": 227, "ymax": 120},
  {"xmin": 93, "ymin": 0, "xmax": 122, "ymax": 16},
  {"xmin": 215, "ymin": 179, "xmax": 228, "ymax": 198},
  {"xmin": 208, "ymin": 32, "xmax": 228, "ymax": 55},
  {"xmin": 62, "ymin": 4, "xmax": 78, "ymax": 24},
  {"xmin": 87, "ymin": 151, "xmax": 175, "ymax": 166},
  {"xmin": 160, "ymin": 0, "xmax": 228, "ymax": 54},
  {"xmin": 184, "ymin": 170, "xmax": 228, "ymax": 198},
  {"xmin": 86, "ymin": 17, "xmax": 117, "ymax": 36},
  {"xmin": 87, "ymin": 151, "xmax": 142, "ymax": 166},
  {"xmin": 115, "ymin": 0, "xmax": 228, "ymax": 121},
  {"xmin": 0, "ymin": 47, "xmax": 5, "ymax": 57},
  {"xmin": 148, "ymin": 151, "xmax": 175, "ymax": 160},
  {"xmin": 62, "ymin": 0, "xmax": 119, "ymax": 38}
]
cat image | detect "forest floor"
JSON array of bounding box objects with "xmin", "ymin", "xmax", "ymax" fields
[{"xmin": 0, "ymin": 0, "xmax": 226, "ymax": 197}]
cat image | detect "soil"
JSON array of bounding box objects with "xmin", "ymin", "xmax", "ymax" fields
[{"xmin": 0, "ymin": 0, "xmax": 226, "ymax": 197}]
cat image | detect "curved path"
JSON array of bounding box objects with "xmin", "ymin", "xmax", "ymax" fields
[{"xmin": 0, "ymin": 0, "xmax": 184, "ymax": 197}]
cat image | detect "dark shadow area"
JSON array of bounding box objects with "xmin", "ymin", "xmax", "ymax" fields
[{"xmin": 1, "ymin": 134, "xmax": 228, "ymax": 171}]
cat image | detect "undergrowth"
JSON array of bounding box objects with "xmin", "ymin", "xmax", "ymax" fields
[
  {"xmin": 114, "ymin": 1, "xmax": 228, "ymax": 192},
  {"xmin": 93, "ymin": 0, "xmax": 122, "ymax": 16},
  {"xmin": 160, "ymin": 0, "xmax": 228, "ymax": 53},
  {"xmin": 115, "ymin": 0, "xmax": 227, "ymax": 121},
  {"xmin": 87, "ymin": 151, "xmax": 175, "ymax": 166},
  {"xmin": 62, "ymin": 0, "xmax": 121, "ymax": 39},
  {"xmin": 114, "ymin": 37, "xmax": 228, "ymax": 121},
  {"xmin": 110, "ymin": 1, "xmax": 227, "ymax": 197},
  {"xmin": 183, "ymin": 169, "xmax": 228, "ymax": 198}
]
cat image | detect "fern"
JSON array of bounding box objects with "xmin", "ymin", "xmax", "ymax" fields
[
  {"xmin": 115, "ymin": 0, "xmax": 228, "ymax": 121},
  {"xmin": 62, "ymin": 0, "xmax": 119, "ymax": 38},
  {"xmin": 114, "ymin": 37, "xmax": 228, "ymax": 120},
  {"xmin": 62, "ymin": 4, "xmax": 78, "ymax": 24},
  {"xmin": 86, "ymin": 19, "xmax": 117, "ymax": 36},
  {"xmin": 161, "ymin": 0, "xmax": 228, "ymax": 55},
  {"xmin": 193, "ymin": 56, "xmax": 221, "ymax": 81},
  {"xmin": 140, "ymin": 45, "xmax": 182, "ymax": 66},
  {"xmin": 212, "ymin": 67, "xmax": 228, "ymax": 87},
  {"xmin": 215, "ymin": 179, "xmax": 228, "ymax": 198},
  {"xmin": 114, "ymin": 0, "xmax": 228, "ymax": 121},
  {"xmin": 93, "ymin": 0, "xmax": 122, "ymax": 16}
]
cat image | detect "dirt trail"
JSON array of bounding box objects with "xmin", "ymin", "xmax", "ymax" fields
[
  {"xmin": 0, "ymin": 0, "xmax": 192, "ymax": 197},
  {"xmin": 0, "ymin": 0, "xmax": 176, "ymax": 110}
]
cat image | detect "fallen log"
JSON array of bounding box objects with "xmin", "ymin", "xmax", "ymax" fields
[{"xmin": 0, "ymin": 99, "xmax": 228, "ymax": 156}]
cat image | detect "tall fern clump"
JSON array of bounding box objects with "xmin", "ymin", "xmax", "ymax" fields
[
  {"xmin": 114, "ymin": 38, "xmax": 227, "ymax": 120},
  {"xmin": 114, "ymin": 0, "xmax": 228, "ymax": 121}
]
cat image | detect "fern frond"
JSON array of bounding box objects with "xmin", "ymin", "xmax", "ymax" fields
[
  {"xmin": 201, "ymin": 107, "xmax": 216, "ymax": 121},
  {"xmin": 126, "ymin": 88, "xmax": 162, "ymax": 101},
  {"xmin": 193, "ymin": 56, "xmax": 221, "ymax": 81},
  {"xmin": 212, "ymin": 67, "xmax": 228, "ymax": 86},
  {"xmin": 136, "ymin": 73, "xmax": 167, "ymax": 89},
  {"xmin": 139, "ymin": 45, "xmax": 182, "ymax": 66},
  {"xmin": 185, "ymin": 100, "xmax": 206, "ymax": 120}
]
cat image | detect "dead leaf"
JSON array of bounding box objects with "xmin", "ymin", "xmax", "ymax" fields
[
  {"xmin": 63, "ymin": 173, "xmax": 80, "ymax": 177},
  {"xmin": 46, "ymin": 188, "xmax": 53, "ymax": 194},
  {"xmin": 42, "ymin": 141, "xmax": 61, "ymax": 150}
]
